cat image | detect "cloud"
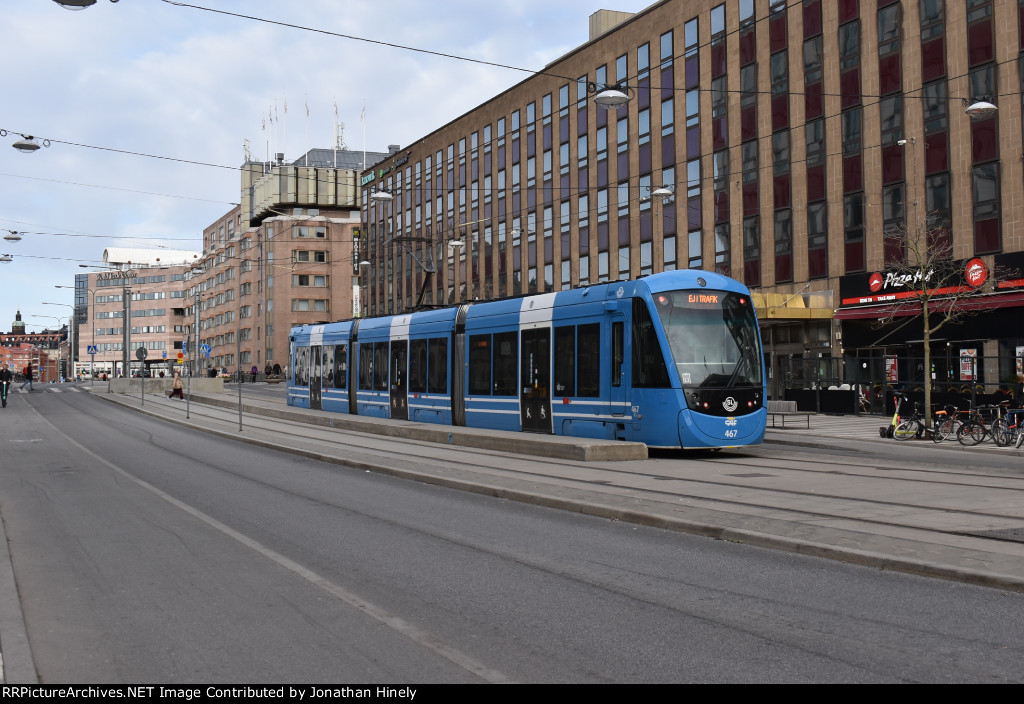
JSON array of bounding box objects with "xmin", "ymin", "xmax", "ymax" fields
[{"xmin": 0, "ymin": 0, "xmax": 651, "ymax": 333}]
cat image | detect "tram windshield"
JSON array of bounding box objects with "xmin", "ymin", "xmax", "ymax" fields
[{"xmin": 652, "ymin": 289, "xmax": 763, "ymax": 388}]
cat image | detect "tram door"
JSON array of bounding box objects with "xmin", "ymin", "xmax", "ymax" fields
[
  {"xmin": 610, "ymin": 318, "xmax": 625, "ymax": 413},
  {"xmin": 310, "ymin": 345, "xmax": 322, "ymax": 410},
  {"xmin": 390, "ymin": 340, "xmax": 408, "ymax": 420},
  {"xmin": 520, "ymin": 328, "xmax": 552, "ymax": 433}
]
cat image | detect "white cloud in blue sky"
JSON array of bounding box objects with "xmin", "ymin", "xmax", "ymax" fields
[{"xmin": 0, "ymin": 0, "xmax": 653, "ymax": 334}]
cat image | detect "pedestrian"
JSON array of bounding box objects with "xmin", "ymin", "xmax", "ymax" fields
[
  {"xmin": 19, "ymin": 363, "xmax": 33, "ymax": 391},
  {"xmin": 0, "ymin": 364, "xmax": 12, "ymax": 407},
  {"xmin": 168, "ymin": 371, "xmax": 185, "ymax": 400},
  {"xmin": 1015, "ymin": 374, "xmax": 1024, "ymax": 408},
  {"xmin": 251, "ymin": 364, "xmax": 258, "ymax": 383}
]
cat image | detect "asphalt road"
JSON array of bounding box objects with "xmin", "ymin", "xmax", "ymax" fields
[{"xmin": 1, "ymin": 387, "xmax": 1023, "ymax": 683}]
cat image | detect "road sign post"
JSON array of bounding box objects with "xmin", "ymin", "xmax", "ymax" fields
[{"xmin": 136, "ymin": 346, "xmax": 148, "ymax": 405}]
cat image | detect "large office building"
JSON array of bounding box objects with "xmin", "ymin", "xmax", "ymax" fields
[
  {"xmin": 360, "ymin": 0, "xmax": 1024, "ymax": 398},
  {"xmin": 193, "ymin": 147, "xmax": 392, "ymax": 374},
  {"xmin": 75, "ymin": 248, "xmax": 200, "ymax": 378}
]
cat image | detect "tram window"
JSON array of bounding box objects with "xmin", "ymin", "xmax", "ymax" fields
[
  {"xmin": 374, "ymin": 343, "xmax": 388, "ymax": 391},
  {"xmin": 428, "ymin": 337, "xmax": 448, "ymax": 393},
  {"xmin": 554, "ymin": 326, "xmax": 576, "ymax": 396},
  {"xmin": 469, "ymin": 334, "xmax": 492, "ymax": 395},
  {"xmin": 632, "ymin": 299, "xmax": 671, "ymax": 388},
  {"xmin": 358, "ymin": 344, "xmax": 373, "ymax": 390},
  {"xmin": 296, "ymin": 347, "xmax": 309, "ymax": 386},
  {"xmin": 612, "ymin": 322, "xmax": 624, "ymax": 387},
  {"xmin": 338, "ymin": 344, "xmax": 348, "ymax": 389},
  {"xmin": 577, "ymin": 323, "xmax": 601, "ymax": 396},
  {"xmin": 324, "ymin": 347, "xmax": 334, "ymax": 388},
  {"xmin": 409, "ymin": 339, "xmax": 427, "ymax": 393},
  {"xmin": 493, "ymin": 331, "xmax": 518, "ymax": 395}
]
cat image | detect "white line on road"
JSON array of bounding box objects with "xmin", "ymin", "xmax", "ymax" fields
[{"xmin": 32, "ymin": 403, "xmax": 511, "ymax": 683}]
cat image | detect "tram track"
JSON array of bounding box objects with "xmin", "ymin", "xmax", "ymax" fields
[{"xmin": 70, "ymin": 390, "xmax": 1024, "ymax": 547}]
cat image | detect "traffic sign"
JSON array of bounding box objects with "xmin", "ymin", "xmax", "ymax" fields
[
  {"xmin": 87, "ymin": 345, "xmax": 98, "ymax": 355},
  {"xmin": 135, "ymin": 347, "xmax": 148, "ymax": 360}
]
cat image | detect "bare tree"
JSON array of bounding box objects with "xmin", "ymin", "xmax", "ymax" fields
[{"xmin": 876, "ymin": 221, "xmax": 1002, "ymax": 428}]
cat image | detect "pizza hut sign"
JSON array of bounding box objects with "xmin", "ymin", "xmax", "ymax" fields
[
  {"xmin": 965, "ymin": 258, "xmax": 988, "ymax": 288},
  {"xmin": 869, "ymin": 267, "xmax": 935, "ymax": 292}
]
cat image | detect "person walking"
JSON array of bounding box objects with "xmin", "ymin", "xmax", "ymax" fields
[
  {"xmin": 19, "ymin": 363, "xmax": 33, "ymax": 391},
  {"xmin": 168, "ymin": 371, "xmax": 185, "ymax": 400},
  {"xmin": 0, "ymin": 364, "xmax": 12, "ymax": 407},
  {"xmin": 251, "ymin": 365, "xmax": 258, "ymax": 383}
]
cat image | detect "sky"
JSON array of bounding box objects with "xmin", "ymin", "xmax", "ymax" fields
[{"xmin": 1, "ymin": 0, "xmax": 655, "ymax": 335}]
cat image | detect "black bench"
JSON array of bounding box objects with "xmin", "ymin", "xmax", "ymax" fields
[{"xmin": 766, "ymin": 400, "xmax": 812, "ymax": 429}]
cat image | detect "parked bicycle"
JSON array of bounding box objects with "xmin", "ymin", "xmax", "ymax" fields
[
  {"xmin": 956, "ymin": 403, "xmax": 1006, "ymax": 446},
  {"xmin": 892, "ymin": 399, "xmax": 928, "ymax": 441},
  {"xmin": 990, "ymin": 405, "xmax": 1024, "ymax": 448},
  {"xmin": 931, "ymin": 404, "xmax": 967, "ymax": 443}
]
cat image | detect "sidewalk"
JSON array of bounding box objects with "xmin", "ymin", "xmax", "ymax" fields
[{"xmin": 91, "ymin": 388, "xmax": 1024, "ymax": 596}]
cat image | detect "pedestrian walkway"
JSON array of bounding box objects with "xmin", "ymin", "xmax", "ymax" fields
[
  {"xmin": 768, "ymin": 412, "xmax": 884, "ymax": 440},
  {"xmin": 86, "ymin": 387, "xmax": 1024, "ymax": 595}
]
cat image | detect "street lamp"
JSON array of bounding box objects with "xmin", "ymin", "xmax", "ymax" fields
[
  {"xmin": 447, "ymin": 239, "xmax": 466, "ymax": 303},
  {"xmin": 52, "ymin": 0, "xmax": 119, "ymax": 8},
  {"xmin": 357, "ymin": 260, "xmax": 370, "ymax": 318},
  {"xmin": 56, "ymin": 284, "xmax": 97, "ymax": 385},
  {"xmin": 964, "ymin": 99, "xmax": 997, "ymax": 120},
  {"xmin": 0, "ymin": 130, "xmax": 51, "ymax": 152},
  {"xmin": 588, "ymin": 81, "xmax": 633, "ymax": 111}
]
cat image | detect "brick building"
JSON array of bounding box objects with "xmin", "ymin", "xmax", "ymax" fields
[
  {"xmin": 191, "ymin": 147, "xmax": 391, "ymax": 376},
  {"xmin": 76, "ymin": 248, "xmax": 199, "ymax": 378},
  {"xmin": 360, "ymin": 0, "xmax": 1024, "ymax": 398}
]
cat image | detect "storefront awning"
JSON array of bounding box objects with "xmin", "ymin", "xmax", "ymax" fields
[
  {"xmin": 835, "ymin": 290, "xmax": 1024, "ymax": 320},
  {"xmin": 752, "ymin": 291, "xmax": 834, "ymax": 321}
]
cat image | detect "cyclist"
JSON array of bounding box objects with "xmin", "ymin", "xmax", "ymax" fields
[{"xmin": 0, "ymin": 364, "xmax": 12, "ymax": 407}]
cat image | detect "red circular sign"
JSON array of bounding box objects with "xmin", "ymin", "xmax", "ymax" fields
[
  {"xmin": 965, "ymin": 258, "xmax": 988, "ymax": 288},
  {"xmin": 868, "ymin": 272, "xmax": 884, "ymax": 292}
]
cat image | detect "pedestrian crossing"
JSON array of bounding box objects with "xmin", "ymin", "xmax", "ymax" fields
[{"xmin": 15, "ymin": 386, "xmax": 84, "ymax": 394}]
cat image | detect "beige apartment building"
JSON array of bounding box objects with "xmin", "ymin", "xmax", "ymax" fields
[
  {"xmin": 75, "ymin": 248, "xmax": 199, "ymax": 378},
  {"xmin": 190, "ymin": 147, "xmax": 392, "ymax": 376},
  {"xmin": 71, "ymin": 148, "xmax": 392, "ymax": 379}
]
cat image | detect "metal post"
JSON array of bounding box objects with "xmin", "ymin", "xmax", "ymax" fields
[
  {"xmin": 90, "ymin": 289, "xmax": 95, "ymax": 388},
  {"xmin": 186, "ymin": 332, "xmax": 191, "ymax": 420},
  {"xmin": 237, "ymin": 322, "xmax": 242, "ymax": 432}
]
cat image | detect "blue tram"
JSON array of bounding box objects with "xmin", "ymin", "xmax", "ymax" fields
[{"xmin": 288, "ymin": 270, "xmax": 766, "ymax": 449}]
